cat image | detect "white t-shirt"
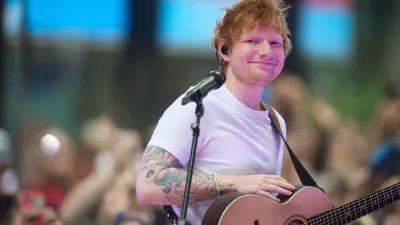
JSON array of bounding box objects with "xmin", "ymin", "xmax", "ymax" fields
[{"xmin": 147, "ymin": 84, "xmax": 286, "ymax": 225}]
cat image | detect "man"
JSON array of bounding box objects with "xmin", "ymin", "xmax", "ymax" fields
[{"xmin": 136, "ymin": 0, "xmax": 296, "ymax": 224}]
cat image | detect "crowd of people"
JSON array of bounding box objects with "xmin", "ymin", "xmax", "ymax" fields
[
  {"xmin": 271, "ymin": 74, "xmax": 400, "ymax": 225},
  {"xmin": 0, "ymin": 116, "xmax": 169, "ymax": 225}
]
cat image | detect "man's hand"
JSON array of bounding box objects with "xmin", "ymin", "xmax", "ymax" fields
[{"xmin": 218, "ymin": 174, "xmax": 296, "ymax": 202}]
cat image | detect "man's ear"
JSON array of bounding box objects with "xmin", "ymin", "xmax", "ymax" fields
[{"xmin": 217, "ymin": 39, "xmax": 229, "ymax": 62}]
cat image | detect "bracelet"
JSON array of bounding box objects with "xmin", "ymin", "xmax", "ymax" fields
[{"xmin": 212, "ymin": 174, "xmax": 221, "ymax": 196}]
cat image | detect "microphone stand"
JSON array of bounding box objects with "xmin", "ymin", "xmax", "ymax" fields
[{"xmin": 178, "ymin": 101, "xmax": 204, "ymax": 225}]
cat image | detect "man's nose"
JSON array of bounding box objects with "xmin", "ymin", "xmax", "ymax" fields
[{"xmin": 258, "ymin": 41, "xmax": 273, "ymax": 56}]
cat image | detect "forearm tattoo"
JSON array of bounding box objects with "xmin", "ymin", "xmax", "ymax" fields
[{"xmin": 138, "ymin": 145, "xmax": 223, "ymax": 203}]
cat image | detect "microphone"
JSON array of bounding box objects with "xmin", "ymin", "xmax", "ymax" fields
[{"xmin": 181, "ymin": 71, "xmax": 226, "ymax": 105}]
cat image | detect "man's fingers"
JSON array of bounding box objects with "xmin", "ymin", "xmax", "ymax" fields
[
  {"xmin": 263, "ymin": 175, "xmax": 288, "ymax": 182},
  {"xmin": 261, "ymin": 183, "xmax": 293, "ymax": 196},
  {"xmin": 262, "ymin": 177, "xmax": 296, "ymax": 191},
  {"xmin": 255, "ymin": 189, "xmax": 280, "ymax": 202}
]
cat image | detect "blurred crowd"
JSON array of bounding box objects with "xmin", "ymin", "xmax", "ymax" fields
[
  {"xmin": 0, "ymin": 116, "xmax": 169, "ymax": 225},
  {"xmin": 0, "ymin": 73, "xmax": 399, "ymax": 225},
  {"xmin": 271, "ymin": 73, "xmax": 400, "ymax": 225}
]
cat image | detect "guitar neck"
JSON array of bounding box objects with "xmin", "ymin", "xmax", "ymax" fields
[{"xmin": 308, "ymin": 182, "xmax": 400, "ymax": 225}]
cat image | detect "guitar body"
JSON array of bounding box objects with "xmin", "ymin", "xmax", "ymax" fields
[{"xmin": 202, "ymin": 186, "xmax": 333, "ymax": 225}]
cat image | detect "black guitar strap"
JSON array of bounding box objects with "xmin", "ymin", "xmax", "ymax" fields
[
  {"xmin": 260, "ymin": 101, "xmax": 322, "ymax": 189},
  {"xmin": 163, "ymin": 101, "xmax": 323, "ymax": 225}
]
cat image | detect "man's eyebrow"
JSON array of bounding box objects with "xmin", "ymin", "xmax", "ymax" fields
[{"xmin": 270, "ymin": 35, "xmax": 284, "ymax": 40}]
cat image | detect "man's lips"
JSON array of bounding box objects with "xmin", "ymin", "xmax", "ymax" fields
[
  {"xmin": 249, "ymin": 61, "xmax": 278, "ymax": 71},
  {"xmin": 249, "ymin": 61, "xmax": 278, "ymax": 65}
]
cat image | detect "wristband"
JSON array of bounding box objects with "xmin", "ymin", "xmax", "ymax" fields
[{"xmin": 212, "ymin": 174, "xmax": 221, "ymax": 196}]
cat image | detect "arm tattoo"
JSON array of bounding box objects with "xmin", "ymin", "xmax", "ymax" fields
[
  {"xmin": 172, "ymin": 158, "xmax": 183, "ymax": 168},
  {"xmin": 138, "ymin": 145, "xmax": 183, "ymax": 174},
  {"xmin": 159, "ymin": 171, "xmax": 222, "ymax": 203},
  {"xmin": 141, "ymin": 145, "xmax": 168, "ymax": 164},
  {"xmin": 154, "ymin": 169, "xmax": 187, "ymax": 193},
  {"xmin": 146, "ymin": 169, "xmax": 155, "ymax": 178},
  {"xmin": 138, "ymin": 145, "xmax": 222, "ymax": 203},
  {"xmin": 138, "ymin": 161, "xmax": 172, "ymax": 174}
]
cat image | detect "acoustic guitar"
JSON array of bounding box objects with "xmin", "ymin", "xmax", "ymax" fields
[{"xmin": 202, "ymin": 182, "xmax": 400, "ymax": 225}]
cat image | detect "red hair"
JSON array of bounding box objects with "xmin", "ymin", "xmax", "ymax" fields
[{"xmin": 211, "ymin": 0, "xmax": 292, "ymax": 71}]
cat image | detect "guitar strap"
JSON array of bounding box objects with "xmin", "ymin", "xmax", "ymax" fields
[
  {"xmin": 163, "ymin": 101, "xmax": 323, "ymax": 225},
  {"xmin": 260, "ymin": 101, "xmax": 322, "ymax": 189}
]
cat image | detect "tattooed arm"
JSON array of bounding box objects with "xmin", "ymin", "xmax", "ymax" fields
[
  {"xmin": 136, "ymin": 145, "xmax": 230, "ymax": 205},
  {"xmin": 136, "ymin": 145, "xmax": 296, "ymax": 205}
]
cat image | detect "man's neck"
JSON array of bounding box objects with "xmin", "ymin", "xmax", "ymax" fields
[{"xmin": 224, "ymin": 70, "xmax": 265, "ymax": 111}]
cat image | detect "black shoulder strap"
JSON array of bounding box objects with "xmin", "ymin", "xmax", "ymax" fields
[{"xmin": 260, "ymin": 101, "xmax": 321, "ymax": 189}]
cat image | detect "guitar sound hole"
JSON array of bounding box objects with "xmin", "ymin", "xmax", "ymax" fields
[{"xmin": 288, "ymin": 219, "xmax": 306, "ymax": 225}]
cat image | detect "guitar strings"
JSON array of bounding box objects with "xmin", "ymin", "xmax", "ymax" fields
[{"xmin": 305, "ymin": 183, "xmax": 400, "ymax": 225}]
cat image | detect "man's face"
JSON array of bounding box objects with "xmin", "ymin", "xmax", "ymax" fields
[{"xmin": 227, "ymin": 24, "xmax": 285, "ymax": 86}]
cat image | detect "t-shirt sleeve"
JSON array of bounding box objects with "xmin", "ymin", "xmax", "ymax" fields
[{"xmin": 147, "ymin": 94, "xmax": 212, "ymax": 166}]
